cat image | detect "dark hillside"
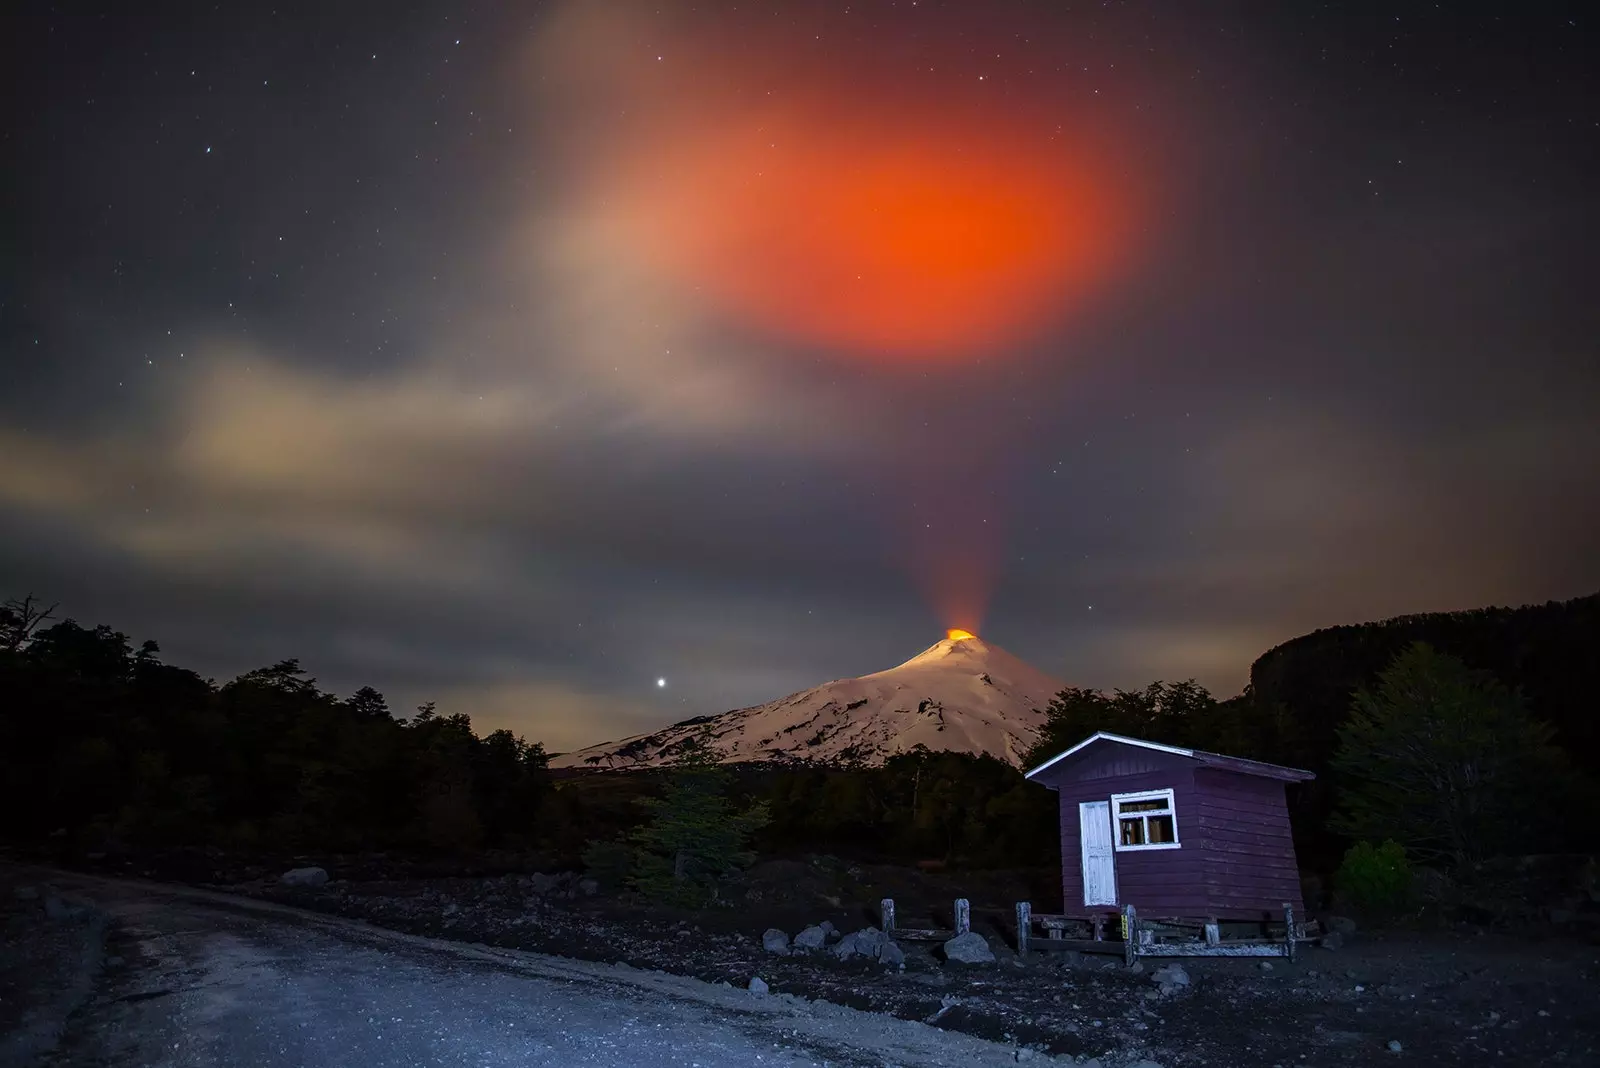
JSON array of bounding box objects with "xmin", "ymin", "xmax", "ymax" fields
[{"xmin": 1250, "ymin": 593, "xmax": 1599, "ymax": 775}]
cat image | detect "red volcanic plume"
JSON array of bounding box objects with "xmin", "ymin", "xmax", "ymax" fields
[
  {"xmin": 631, "ymin": 114, "xmax": 1131, "ymax": 363},
  {"xmin": 545, "ymin": 2, "xmax": 1148, "ymax": 367}
]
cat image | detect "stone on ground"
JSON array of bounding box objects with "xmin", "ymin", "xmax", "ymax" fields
[
  {"xmin": 748, "ymin": 976, "xmax": 769, "ymax": 996},
  {"xmin": 792, "ymin": 925, "xmax": 827, "ymax": 951},
  {"xmin": 1150, "ymin": 963, "xmax": 1190, "ymax": 987},
  {"xmin": 762, "ymin": 928, "xmax": 790, "ymax": 955},
  {"xmin": 878, "ymin": 940, "xmax": 905, "ymax": 968},
  {"xmin": 279, "ymin": 867, "xmax": 330, "ymax": 888},
  {"xmin": 942, "ymin": 930, "xmax": 995, "ymax": 964}
]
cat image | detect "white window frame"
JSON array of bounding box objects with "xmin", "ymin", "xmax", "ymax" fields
[{"xmin": 1110, "ymin": 788, "xmax": 1181, "ymax": 851}]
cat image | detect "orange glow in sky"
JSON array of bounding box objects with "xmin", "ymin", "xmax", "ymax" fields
[{"xmin": 629, "ymin": 115, "xmax": 1131, "ymax": 362}]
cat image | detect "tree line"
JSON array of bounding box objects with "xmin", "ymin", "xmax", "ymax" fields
[{"xmin": 3, "ymin": 591, "xmax": 1595, "ymax": 883}]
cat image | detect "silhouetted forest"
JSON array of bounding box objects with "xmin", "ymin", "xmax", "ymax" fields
[{"xmin": 2, "ymin": 592, "xmax": 1595, "ymax": 875}]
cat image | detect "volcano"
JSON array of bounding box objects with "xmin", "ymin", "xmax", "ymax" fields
[{"xmin": 551, "ymin": 631, "xmax": 1065, "ymax": 770}]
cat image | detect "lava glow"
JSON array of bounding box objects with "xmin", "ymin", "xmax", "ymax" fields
[
  {"xmin": 946, "ymin": 628, "xmax": 977, "ymax": 642},
  {"xmin": 542, "ymin": 2, "xmax": 1148, "ymax": 367},
  {"xmin": 628, "ymin": 116, "xmax": 1131, "ymax": 362}
]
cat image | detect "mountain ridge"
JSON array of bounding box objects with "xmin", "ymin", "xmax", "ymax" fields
[{"xmin": 550, "ymin": 631, "xmax": 1065, "ymax": 770}]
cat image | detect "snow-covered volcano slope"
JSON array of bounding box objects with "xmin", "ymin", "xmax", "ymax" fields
[{"xmin": 551, "ymin": 633, "xmax": 1065, "ymax": 769}]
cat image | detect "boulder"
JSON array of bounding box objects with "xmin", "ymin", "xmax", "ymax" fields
[
  {"xmin": 793, "ymin": 925, "xmax": 827, "ymax": 951},
  {"xmin": 833, "ymin": 932, "xmax": 863, "ymax": 960},
  {"xmin": 1325, "ymin": 915, "xmax": 1357, "ymax": 937},
  {"xmin": 942, "ymin": 930, "xmax": 995, "ymax": 964},
  {"xmin": 819, "ymin": 920, "xmax": 837, "ymax": 936},
  {"xmin": 879, "ymin": 940, "xmax": 906, "ymax": 968},
  {"xmin": 853, "ymin": 926, "xmax": 887, "ymax": 956},
  {"xmin": 279, "ymin": 867, "xmax": 329, "ymax": 888},
  {"xmin": 1319, "ymin": 931, "xmax": 1346, "ymax": 951},
  {"xmin": 834, "ymin": 926, "xmax": 887, "ymax": 961},
  {"xmin": 748, "ymin": 976, "xmax": 769, "ymax": 996},
  {"xmin": 577, "ymin": 878, "xmax": 599, "ymax": 897},
  {"xmin": 762, "ymin": 928, "xmax": 791, "ymax": 955}
]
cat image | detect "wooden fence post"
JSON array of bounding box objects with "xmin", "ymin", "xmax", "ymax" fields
[
  {"xmin": 1284, "ymin": 902, "xmax": 1296, "ymax": 963},
  {"xmin": 880, "ymin": 897, "xmax": 895, "ymax": 936},
  {"xmin": 1122, "ymin": 904, "xmax": 1139, "ymax": 967},
  {"xmin": 954, "ymin": 898, "xmax": 970, "ymax": 937},
  {"xmin": 1015, "ymin": 901, "xmax": 1031, "ymax": 958}
]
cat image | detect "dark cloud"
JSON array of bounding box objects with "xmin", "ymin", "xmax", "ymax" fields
[{"xmin": 3, "ymin": 2, "xmax": 1597, "ymax": 750}]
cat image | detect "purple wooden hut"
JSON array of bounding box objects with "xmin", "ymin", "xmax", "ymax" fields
[{"xmin": 1025, "ymin": 732, "xmax": 1314, "ymax": 923}]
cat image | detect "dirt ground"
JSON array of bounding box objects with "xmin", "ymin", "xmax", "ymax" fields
[{"xmin": 192, "ymin": 855, "xmax": 1600, "ymax": 1068}]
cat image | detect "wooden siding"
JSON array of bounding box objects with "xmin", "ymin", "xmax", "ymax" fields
[
  {"xmin": 1053, "ymin": 766, "xmax": 1203, "ymax": 919},
  {"xmin": 1192, "ymin": 768, "xmax": 1304, "ymax": 919}
]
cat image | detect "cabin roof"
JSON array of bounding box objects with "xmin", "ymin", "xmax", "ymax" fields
[{"xmin": 1024, "ymin": 730, "xmax": 1315, "ymax": 783}]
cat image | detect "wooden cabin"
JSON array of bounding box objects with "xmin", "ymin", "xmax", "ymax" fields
[{"xmin": 1025, "ymin": 732, "xmax": 1314, "ymax": 923}]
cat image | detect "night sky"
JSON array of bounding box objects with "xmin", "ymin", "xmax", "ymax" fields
[{"xmin": 3, "ymin": 3, "xmax": 1597, "ymax": 753}]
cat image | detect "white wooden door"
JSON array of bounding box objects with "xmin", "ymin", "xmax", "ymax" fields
[{"xmin": 1079, "ymin": 800, "xmax": 1118, "ymax": 906}]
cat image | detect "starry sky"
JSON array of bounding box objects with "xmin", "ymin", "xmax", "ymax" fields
[{"xmin": 3, "ymin": 3, "xmax": 1597, "ymax": 753}]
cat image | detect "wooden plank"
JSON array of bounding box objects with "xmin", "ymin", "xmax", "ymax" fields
[
  {"xmin": 1133, "ymin": 942, "xmax": 1291, "ymax": 959},
  {"xmin": 1191, "ymin": 810, "xmax": 1292, "ymax": 831}
]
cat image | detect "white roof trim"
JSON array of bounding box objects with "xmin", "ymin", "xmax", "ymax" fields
[{"xmin": 1024, "ymin": 731, "xmax": 1194, "ymax": 780}]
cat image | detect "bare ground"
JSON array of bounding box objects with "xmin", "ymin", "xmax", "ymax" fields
[
  {"xmin": 230, "ymin": 857, "xmax": 1600, "ymax": 1067},
  {"xmin": 6, "ymin": 854, "xmax": 1597, "ymax": 1067}
]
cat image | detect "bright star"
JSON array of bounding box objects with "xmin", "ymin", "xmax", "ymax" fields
[{"xmin": 656, "ymin": 677, "xmax": 667, "ymax": 688}]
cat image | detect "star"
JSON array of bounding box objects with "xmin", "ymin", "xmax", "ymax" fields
[{"xmin": 656, "ymin": 677, "xmax": 667, "ymax": 688}]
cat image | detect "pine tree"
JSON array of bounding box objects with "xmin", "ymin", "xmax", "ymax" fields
[{"xmin": 629, "ymin": 734, "xmax": 769, "ymax": 906}]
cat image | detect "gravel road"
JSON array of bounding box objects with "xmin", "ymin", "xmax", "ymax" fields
[{"xmin": 9, "ymin": 870, "xmax": 1053, "ymax": 1068}]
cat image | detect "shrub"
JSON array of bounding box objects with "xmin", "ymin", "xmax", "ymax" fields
[
  {"xmin": 580, "ymin": 838, "xmax": 634, "ymax": 893},
  {"xmin": 1336, "ymin": 839, "xmax": 1414, "ymax": 914}
]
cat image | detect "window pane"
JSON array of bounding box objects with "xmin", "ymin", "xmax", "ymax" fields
[
  {"xmin": 1148, "ymin": 815, "xmax": 1175, "ymax": 843},
  {"xmin": 1119, "ymin": 818, "xmax": 1145, "ymax": 846},
  {"xmin": 1120, "ymin": 799, "xmax": 1169, "ymax": 814}
]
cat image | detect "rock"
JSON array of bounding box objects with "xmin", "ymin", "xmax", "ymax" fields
[
  {"xmin": 820, "ymin": 920, "xmax": 837, "ymax": 937},
  {"xmin": 833, "ymin": 926, "xmax": 886, "ymax": 961},
  {"xmin": 1150, "ymin": 963, "xmax": 1190, "ymax": 988},
  {"xmin": 833, "ymin": 932, "xmax": 863, "ymax": 960},
  {"xmin": 943, "ymin": 930, "xmax": 996, "ymax": 964},
  {"xmin": 1126, "ymin": 1061, "xmax": 1165, "ymax": 1068},
  {"xmin": 854, "ymin": 927, "xmax": 887, "ymax": 956},
  {"xmin": 527, "ymin": 872, "xmax": 559, "ymax": 895},
  {"xmin": 1128, "ymin": 960, "xmax": 1144, "ymax": 974},
  {"xmin": 1387, "ymin": 1039, "xmax": 1403, "ymax": 1053},
  {"xmin": 279, "ymin": 866, "xmax": 329, "ymax": 888},
  {"xmin": 793, "ymin": 925, "xmax": 827, "ymax": 951},
  {"xmin": 879, "ymin": 940, "xmax": 906, "ymax": 968},
  {"xmin": 1325, "ymin": 915, "xmax": 1357, "ymax": 937},
  {"xmin": 1320, "ymin": 931, "xmax": 1345, "ymax": 950},
  {"xmin": 762, "ymin": 928, "xmax": 791, "ymax": 955},
  {"xmin": 13, "ymin": 885, "xmax": 39, "ymax": 901},
  {"xmin": 748, "ymin": 976, "xmax": 769, "ymax": 996},
  {"xmin": 577, "ymin": 878, "xmax": 599, "ymax": 897},
  {"xmin": 1259, "ymin": 961, "xmax": 1274, "ymax": 972}
]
